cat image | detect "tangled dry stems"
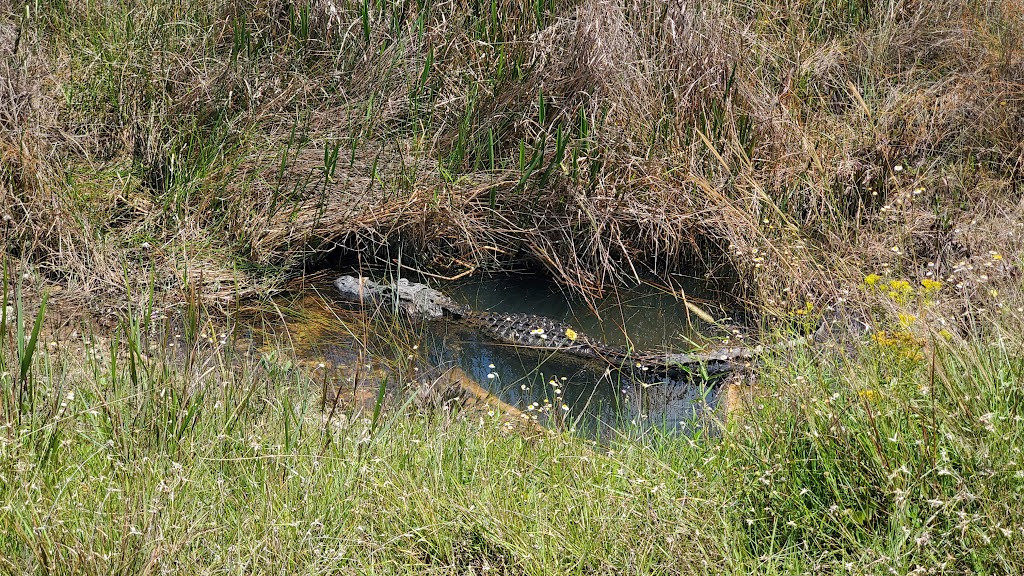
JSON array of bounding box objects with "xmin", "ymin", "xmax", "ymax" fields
[{"xmin": 0, "ymin": 0, "xmax": 1020, "ymax": 313}]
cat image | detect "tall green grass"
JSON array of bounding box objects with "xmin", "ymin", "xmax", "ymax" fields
[
  {"xmin": 2, "ymin": 288, "xmax": 1023, "ymax": 573},
  {"xmin": 730, "ymin": 334, "xmax": 1024, "ymax": 572},
  {"xmin": 0, "ymin": 295, "xmax": 728, "ymax": 573}
]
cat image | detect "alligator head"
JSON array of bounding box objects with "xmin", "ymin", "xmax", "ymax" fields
[{"xmin": 334, "ymin": 275, "xmax": 468, "ymax": 319}]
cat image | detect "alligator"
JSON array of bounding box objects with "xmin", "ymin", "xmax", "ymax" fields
[{"xmin": 334, "ymin": 275, "xmax": 763, "ymax": 381}]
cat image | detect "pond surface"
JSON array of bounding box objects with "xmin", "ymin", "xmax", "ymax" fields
[
  {"xmin": 281, "ymin": 272, "xmax": 742, "ymax": 437},
  {"xmin": 428, "ymin": 276, "xmax": 737, "ymax": 436}
]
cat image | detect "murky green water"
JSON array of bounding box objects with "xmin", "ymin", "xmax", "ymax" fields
[
  {"xmin": 446, "ymin": 276, "xmax": 720, "ymax": 351},
  {"xmin": 424, "ymin": 276, "xmax": 736, "ymax": 435},
  {"xmin": 288, "ymin": 272, "xmax": 740, "ymax": 436}
]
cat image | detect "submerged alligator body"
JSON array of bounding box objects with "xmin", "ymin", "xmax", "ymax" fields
[{"xmin": 334, "ymin": 275, "xmax": 759, "ymax": 381}]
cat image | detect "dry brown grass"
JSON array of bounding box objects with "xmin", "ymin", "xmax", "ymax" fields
[{"xmin": 0, "ymin": 0, "xmax": 1021, "ymax": 315}]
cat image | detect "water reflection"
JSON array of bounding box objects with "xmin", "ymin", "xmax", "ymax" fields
[{"xmin": 422, "ymin": 276, "xmax": 733, "ymax": 436}]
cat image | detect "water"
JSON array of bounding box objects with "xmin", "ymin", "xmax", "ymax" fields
[
  {"xmin": 420, "ymin": 275, "xmax": 738, "ymax": 436},
  {"xmin": 446, "ymin": 276, "xmax": 717, "ymax": 351},
  {"xmin": 276, "ymin": 272, "xmax": 740, "ymax": 436}
]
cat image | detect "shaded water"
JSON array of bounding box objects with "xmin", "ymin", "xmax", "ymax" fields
[
  {"xmin": 426, "ymin": 276, "xmax": 735, "ymax": 436},
  {"xmin": 278, "ymin": 272, "xmax": 740, "ymax": 436}
]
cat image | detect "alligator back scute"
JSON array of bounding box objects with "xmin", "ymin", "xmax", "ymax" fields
[{"xmin": 473, "ymin": 312, "xmax": 592, "ymax": 350}]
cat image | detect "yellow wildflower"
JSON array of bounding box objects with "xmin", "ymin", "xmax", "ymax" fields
[
  {"xmin": 872, "ymin": 330, "xmax": 925, "ymax": 349},
  {"xmin": 921, "ymin": 278, "xmax": 942, "ymax": 294},
  {"xmin": 872, "ymin": 330, "xmax": 926, "ymax": 363},
  {"xmin": 887, "ymin": 279, "xmax": 914, "ymax": 304},
  {"xmin": 888, "ymin": 279, "xmax": 912, "ymax": 293},
  {"xmin": 564, "ymin": 328, "xmax": 578, "ymax": 341},
  {"xmin": 864, "ymin": 274, "xmax": 883, "ymax": 287},
  {"xmin": 898, "ymin": 313, "xmax": 916, "ymax": 327},
  {"xmin": 858, "ymin": 389, "xmax": 879, "ymax": 402}
]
